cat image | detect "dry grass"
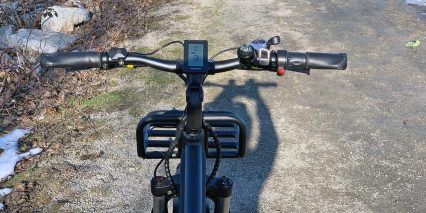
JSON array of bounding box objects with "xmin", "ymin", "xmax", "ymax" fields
[
  {"xmin": 0, "ymin": 0, "xmax": 171, "ymax": 131},
  {"xmin": 74, "ymin": 0, "xmax": 171, "ymax": 50},
  {"xmin": 1, "ymin": 1, "xmax": 173, "ymax": 211}
]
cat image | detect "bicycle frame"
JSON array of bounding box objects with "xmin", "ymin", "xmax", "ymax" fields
[
  {"xmin": 151, "ymin": 73, "xmax": 233, "ymax": 213},
  {"xmin": 180, "ymin": 73, "xmax": 207, "ymax": 212}
]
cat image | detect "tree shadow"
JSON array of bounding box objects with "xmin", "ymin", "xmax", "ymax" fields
[{"xmin": 204, "ymin": 78, "xmax": 278, "ymax": 212}]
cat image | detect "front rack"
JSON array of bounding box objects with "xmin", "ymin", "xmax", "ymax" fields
[{"xmin": 136, "ymin": 110, "xmax": 247, "ymax": 159}]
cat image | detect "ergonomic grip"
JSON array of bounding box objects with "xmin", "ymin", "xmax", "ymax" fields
[
  {"xmin": 40, "ymin": 52, "xmax": 103, "ymax": 69},
  {"xmin": 305, "ymin": 52, "xmax": 347, "ymax": 70},
  {"xmin": 277, "ymin": 51, "xmax": 347, "ymax": 72}
]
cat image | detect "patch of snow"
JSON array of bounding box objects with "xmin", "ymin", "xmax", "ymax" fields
[
  {"xmin": 29, "ymin": 147, "xmax": 43, "ymax": 155},
  {"xmin": 0, "ymin": 187, "xmax": 12, "ymax": 211},
  {"xmin": 0, "ymin": 129, "xmax": 43, "ymax": 181}
]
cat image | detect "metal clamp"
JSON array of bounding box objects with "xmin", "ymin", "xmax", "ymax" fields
[{"xmin": 258, "ymin": 48, "xmax": 270, "ymax": 66}]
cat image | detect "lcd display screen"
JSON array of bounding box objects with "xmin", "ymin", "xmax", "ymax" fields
[{"xmin": 188, "ymin": 43, "xmax": 204, "ymax": 67}]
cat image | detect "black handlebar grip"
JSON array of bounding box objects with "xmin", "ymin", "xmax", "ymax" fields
[
  {"xmin": 40, "ymin": 52, "xmax": 103, "ymax": 69},
  {"xmin": 279, "ymin": 51, "xmax": 347, "ymax": 72},
  {"xmin": 306, "ymin": 52, "xmax": 347, "ymax": 70}
]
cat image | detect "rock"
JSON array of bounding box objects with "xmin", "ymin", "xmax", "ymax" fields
[
  {"xmin": 405, "ymin": 0, "xmax": 426, "ymax": 6},
  {"xmin": 41, "ymin": 6, "xmax": 90, "ymax": 33},
  {"xmin": 6, "ymin": 29, "xmax": 78, "ymax": 53},
  {"xmin": 0, "ymin": 2, "xmax": 20, "ymax": 12},
  {"xmin": 26, "ymin": 182, "xmax": 35, "ymax": 191},
  {"xmin": 1, "ymin": 2, "xmax": 46, "ymax": 28},
  {"xmin": 21, "ymin": 207, "xmax": 31, "ymax": 213},
  {"xmin": 0, "ymin": 119, "xmax": 13, "ymax": 130},
  {"xmin": 0, "ymin": 52, "xmax": 12, "ymax": 65},
  {"xmin": 16, "ymin": 198, "xmax": 25, "ymax": 205},
  {"xmin": 0, "ymin": 25, "xmax": 14, "ymax": 48}
]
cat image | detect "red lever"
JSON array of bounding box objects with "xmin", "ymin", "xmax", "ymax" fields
[{"xmin": 277, "ymin": 67, "xmax": 285, "ymax": 76}]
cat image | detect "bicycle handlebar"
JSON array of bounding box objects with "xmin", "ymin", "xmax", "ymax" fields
[
  {"xmin": 40, "ymin": 48, "xmax": 347, "ymax": 74},
  {"xmin": 39, "ymin": 50, "xmax": 242, "ymax": 73},
  {"xmin": 125, "ymin": 53, "xmax": 179, "ymax": 73},
  {"xmin": 209, "ymin": 58, "xmax": 241, "ymax": 73}
]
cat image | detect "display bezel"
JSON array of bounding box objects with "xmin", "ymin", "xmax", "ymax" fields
[{"xmin": 183, "ymin": 40, "xmax": 208, "ymax": 73}]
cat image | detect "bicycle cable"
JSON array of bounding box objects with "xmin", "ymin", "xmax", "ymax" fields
[
  {"xmin": 163, "ymin": 124, "xmax": 183, "ymax": 193},
  {"xmin": 153, "ymin": 158, "xmax": 164, "ymax": 177},
  {"xmin": 160, "ymin": 110, "xmax": 187, "ymax": 194},
  {"xmin": 140, "ymin": 40, "xmax": 184, "ymax": 56},
  {"xmin": 209, "ymin": 47, "xmax": 239, "ymax": 60},
  {"xmin": 203, "ymin": 47, "xmax": 239, "ymax": 82},
  {"xmin": 203, "ymin": 121, "xmax": 222, "ymax": 185},
  {"xmin": 153, "ymin": 114, "xmax": 185, "ymax": 178},
  {"xmin": 155, "ymin": 117, "xmax": 222, "ymax": 192}
]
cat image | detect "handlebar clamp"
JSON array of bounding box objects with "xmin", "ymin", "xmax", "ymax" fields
[{"xmin": 108, "ymin": 48, "xmax": 128, "ymax": 66}]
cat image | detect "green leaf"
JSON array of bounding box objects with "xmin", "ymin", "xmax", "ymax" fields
[{"xmin": 405, "ymin": 40, "xmax": 421, "ymax": 47}]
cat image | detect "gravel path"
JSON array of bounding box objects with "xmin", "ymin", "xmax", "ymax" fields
[{"xmin": 38, "ymin": 0, "xmax": 425, "ymax": 212}]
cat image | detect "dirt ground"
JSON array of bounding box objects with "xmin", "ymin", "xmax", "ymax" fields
[{"xmin": 2, "ymin": 0, "xmax": 425, "ymax": 212}]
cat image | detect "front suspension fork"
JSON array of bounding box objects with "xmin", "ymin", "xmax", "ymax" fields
[
  {"xmin": 150, "ymin": 175, "xmax": 233, "ymax": 213},
  {"xmin": 151, "ymin": 176, "xmax": 172, "ymax": 213}
]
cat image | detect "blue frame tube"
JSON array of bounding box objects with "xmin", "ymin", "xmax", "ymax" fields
[
  {"xmin": 179, "ymin": 73, "xmax": 206, "ymax": 212},
  {"xmin": 180, "ymin": 131, "xmax": 206, "ymax": 212}
]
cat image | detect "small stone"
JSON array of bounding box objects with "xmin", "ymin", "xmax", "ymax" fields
[
  {"xmin": 27, "ymin": 182, "xmax": 35, "ymax": 190},
  {"xmin": 80, "ymin": 154, "xmax": 90, "ymax": 160},
  {"xmin": 43, "ymin": 91, "xmax": 51, "ymax": 98},
  {"xmin": 16, "ymin": 198, "xmax": 26, "ymax": 205},
  {"xmin": 21, "ymin": 206, "xmax": 31, "ymax": 213},
  {"xmin": 96, "ymin": 151, "xmax": 105, "ymax": 158},
  {"xmin": 49, "ymin": 143, "xmax": 60, "ymax": 151},
  {"xmin": 0, "ymin": 119, "xmax": 13, "ymax": 128},
  {"xmin": 14, "ymin": 183, "xmax": 25, "ymax": 192},
  {"xmin": 0, "ymin": 25, "xmax": 14, "ymax": 48}
]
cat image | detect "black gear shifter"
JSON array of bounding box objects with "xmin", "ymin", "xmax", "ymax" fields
[{"xmin": 267, "ymin": 36, "xmax": 280, "ymax": 49}]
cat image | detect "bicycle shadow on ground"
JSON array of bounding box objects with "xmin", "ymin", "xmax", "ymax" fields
[{"xmin": 204, "ymin": 78, "xmax": 278, "ymax": 212}]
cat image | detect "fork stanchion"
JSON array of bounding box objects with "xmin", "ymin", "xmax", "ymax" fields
[
  {"xmin": 207, "ymin": 176, "xmax": 233, "ymax": 213},
  {"xmin": 151, "ymin": 176, "xmax": 172, "ymax": 213}
]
